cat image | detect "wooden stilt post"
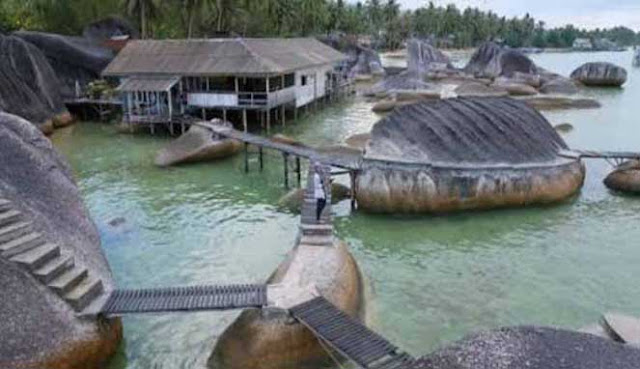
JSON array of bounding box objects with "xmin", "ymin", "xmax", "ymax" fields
[
  {"xmin": 296, "ymin": 157, "xmax": 301, "ymax": 187},
  {"xmin": 244, "ymin": 143, "xmax": 249, "ymax": 173},
  {"xmin": 281, "ymin": 105, "xmax": 286, "ymax": 127},
  {"xmin": 350, "ymin": 170, "xmax": 357, "ymax": 211},
  {"xmin": 223, "ymin": 108, "xmax": 227, "ymax": 122},
  {"xmin": 242, "ymin": 109, "xmax": 248, "ymax": 132},
  {"xmin": 259, "ymin": 147, "xmax": 264, "ymax": 171},
  {"xmin": 266, "ymin": 108, "xmax": 271, "ymax": 132},
  {"xmin": 202, "ymin": 107, "xmax": 206, "ymax": 120},
  {"xmin": 283, "ymin": 153, "xmax": 289, "ymax": 189}
]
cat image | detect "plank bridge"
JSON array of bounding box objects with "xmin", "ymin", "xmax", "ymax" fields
[{"xmin": 559, "ymin": 149, "xmax": 640, "ymax": 166}]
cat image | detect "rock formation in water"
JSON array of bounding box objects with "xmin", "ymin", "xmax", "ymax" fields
[
  {"xmin": 318, "ymin": 35, "xmax": 384, "ymax": 77},
  {"xmin": 406, "ymin": 38, "xmax": 452, "ymax": 74},
  {"xmin": 491, "ymin": 78, "xmax": 538, "ymax": 96},
  {"xmin": 570, "ymin": 62, "xmax": 628, "ymax": 87},
  {"xmin": 414, "ymin": 326, "xmax": 640, "ymax": 369},
  {"xmin": 356, "ymin": 97, "xmax": 585, "ymax": 213},
  {"xmin": 539, "ymin": 76, "xmax": 579, "ymax": 95},
  {"xmin": 604, "ymin": 160, "xmax": 640, "ymax": 193},
  {"xmin": 522, "ymin": 96, "xmax": 601, "ymax": 110},
  {"xmin": 454, "ymin": 82, "xmax": 509, "ymax": 97},
  {"xmin": 154, "ymin": 122, "xmax": 241, "ymax": 167},
  {"xmin": 278, "ymin": 183, "xmax": 351, "ymax": 212},
  {"xmin": 0, "ymin": 112, "xmax": 121, "ymax": 368},
  {"xmin": 464, "ymin": 42, "xmax": 537, "ymax": 78},
  {"xmin": 82, "ymin": 16, "xmax": 139, "ymax": 43},
  {"xmin": 0, "ymin": 34, "xmax": 70, "ymax": 133},
  {"xmin": 14, "ymin": 31, "xmax": 115, "ymax": 99}
]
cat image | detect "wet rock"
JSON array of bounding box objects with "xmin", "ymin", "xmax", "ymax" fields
[
  {"xmin": 108, "ymin": 217, "xmax": 126, "ymax": 227},
  {"xmin": 372, "ymin": 99, "xmax": 405, "ymax": 113},
  {"xmin": 270, "ymin": 134, "xmax": 305, "ymax": 147},
  {"xmin": 539, "ymin": 77, "xmax": 579, "ymax": 95},
  {"xmin": 571, "ymin": 62, "xmax": 627, "ymax": 87},
  {"xmin": 604, "ymin": 160, "xmax": 640, "ymax": 194},
  {"xmin": 154, "ymin": 122, "xmax": 241, "ymax": 167},
  {"xmin": 0, "ymin": 34, "xmax": 69, "ymax": 131},
  {"xmin": 357, "ymin": 97, "xmax": 585, "ymax": 213},
  {"xmin": 14, "ymin": 31, "xmax": 115, "ymax": 99},
  {"xmin": 0, "ymin": 112, "xmax": 121, "ymax": 368},
  {"xmin": 491, "ymin": 80, "xmax": 538, "ymax": 96},
  {"xmin": 454, "ymin": 82, "xmax": 509, "ymax": 97},
  {"xmin": 504, "ymin": 72, "xmax": 542, "ymax": 88},
  {"xmin": 406, "ymin": 39, "xmax": 452, "ymax": 74},
  {"xmin": 554, "ymin": 123, "xmax": 574, "ymax": 132},
  {"xmin": 464, "ymin": 42, "xmax": 537, "ymax": 78},
  {"xmin": 415, "ymin": 326, "xmax": 640, "ymax": 369},
  {"xmin": 522, "ymin": 96, "xmax": 601, "ymax": 110},
  {"xmin": 210, "ymin": 240, "xmax": 363, "ymax": 369},
  {"xmin": 345, "ymin": 133, "xmax": 372, "ymax": 150},
  {"xmin": 602, "ymin": 313, "xmax": 640, "ymax": 344},
  {"xmin": 82, "ymin": 16, "xmax": 139, "ymax": 43},
  {"xmin": 278, "ymin": 183, "xmax": 351, "ymax": 212}
]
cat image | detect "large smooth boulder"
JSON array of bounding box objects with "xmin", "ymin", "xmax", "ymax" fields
[
  {"xmin": 14, "ymin": 31, "xmax": 115, "ymax": 99},
  {"xmin": 154, "ymin": 123, "xmax": 241, "ymax": 167},
  {"xmin": 406, "ymin": 39, "xmax": 452, "ymax": 74},
  {"xmin": 319, "ymin": 35, "xmax": 384, "ymax": 77},
  {"xmin": 415, "ymin": 326, "xmax": 640, "ymax": 369},
  {"xmin": 492, "ymin": 79, "xmax": 538, "ymax": 96},
  {"xmin": 539, "ymin": 77, "xmax": 579, "ymax": 95},
  {"xmin": 571, "ymin": 62, "xmax": 627, "ymax": 87},
  {"xmin": 357, "ymin": 97, "xmax": 585, "ymax": 213},
  {"xmin": 604, "ymin": 160, "xmax": 640, "ymax": 193},
  {"xmin": 209, "ymin": 240, "xmax": 364, "ymax": 369},
  {"xmin": 82, "ymin": 16, "xmax": 139, "ymax": 43},
  {"xmin": 455, "ymin": 82, "xmax": 509, "ymax": 97},
  {"xmin": 0, "ymin": 34, "xmax": 69, "ymax": 133},
  {"xmin": 367, "ymin": 70, "xmax": 438, "ymax": 97},
  {"xmin": 0, "ymin": 113, "xmax": 121, "ymax": 368},
  {"xmin": 464, "ymin": 42, "xmax": 537, "ymax": 78}
]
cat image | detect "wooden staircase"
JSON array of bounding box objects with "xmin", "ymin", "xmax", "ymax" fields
[{"xmin": 0, "ymin": 197, "xmax": 104, "ymax": 312}]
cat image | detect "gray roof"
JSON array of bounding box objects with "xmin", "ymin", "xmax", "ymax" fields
[
  {"xmin": 117, "ymin": 76, "xmax": 180, "ymax": 92},
  {"xmin": 103, "ymin": 38, "xmax": 346, "ymax": 77}
]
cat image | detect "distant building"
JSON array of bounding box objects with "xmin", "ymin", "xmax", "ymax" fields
[
  {"xmin": 573, "ymin": 38, "xmax": 593, "ymax": 50},
  {"xmin": 102, "ymin": 38, "xmax": 350, "ymax": 131}
]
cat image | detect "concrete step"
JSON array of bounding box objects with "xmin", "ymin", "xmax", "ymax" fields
[
  {"xmin": 49, "ymin": 266, "xmax": 88, "ymax": 296},
  {"xmin": 65, "ymin": 277, "xmax": 103, "ymax": 311},
  {"xmin": 0, "ymin": 210, "xmax": 21, "ymax": 227},
  {"xmin": 34, "ymin": 254, "xmax": 74, "ymax": 284},
  {"xmin": 0, "ymin": 232, "xmax": 45, "ymax": 258},
  {"xmin": 11, "ymin": 243, "xmax": 60, "ymax": 271},
  {"xmin": 0, "ymin": 199, "xmax": 11, "ymax": 212},
  {"xmin": 300, "ymin": 235, "xmax": 333, "ymax": 246},
  {"xmin": 300, "ymin": 224, "xmax": 333, "ymax": 234},
  {"xmin": 0, "ymin": 221, "xmax": 32, "ymax": 244}
]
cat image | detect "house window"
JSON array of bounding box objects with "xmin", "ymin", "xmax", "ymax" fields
[
  {"xmin": 301, "ymin": 75, "xmax": 308, "ymax": 86},
  {"xmin": 284, "ymin": 73, "xmax": 295, "ymax": 88}
]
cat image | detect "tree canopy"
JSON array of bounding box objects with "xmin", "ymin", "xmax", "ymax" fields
[{"xmin": 1, "ymin": 0, "xmax": 638, "ymax": 49}]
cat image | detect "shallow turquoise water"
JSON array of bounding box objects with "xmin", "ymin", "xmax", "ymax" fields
[{"xmin": 52, "ymin": 50, "xmax": 640, "ymax": 368}]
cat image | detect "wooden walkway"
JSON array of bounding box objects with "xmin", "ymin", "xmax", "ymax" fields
[
  {"xmin": 195, "ymin": 121, "xmax": 362, "ymax": 170},
  {"xmin": 291, "ymin": 296, "xmax": 416, "ymax": 369},
  {"xmin": 97, "ymin": 284, "xmax": 267, "ymax": 316},
  {"xmin": 559, "ymin": 149, "xmax": 640, "ymax": 160},
  {"xmin": 299, "ymin": 164, "xmax": 334, "ymax": 246}
]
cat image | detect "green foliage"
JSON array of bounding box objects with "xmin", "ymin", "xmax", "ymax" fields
[{"xmin": 1, "ymin": 0, "xmax": 638, "ymax": 50}]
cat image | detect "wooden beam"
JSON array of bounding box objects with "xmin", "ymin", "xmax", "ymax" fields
[
  {"xmin": 244, "ymin": 143, "xmax": 249, "ymax": 173},
  {"xmin": 242, "ymin": 109, "xmax": 248, "ymax": 132}
]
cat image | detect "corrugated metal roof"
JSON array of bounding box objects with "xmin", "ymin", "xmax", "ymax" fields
[
  {"xmin": 103, "ymin": 38, "xmax": 346, "ymax": 77},
  {"xmin": 116, "ymin": 76, "xmax": 180, "ymax": 91}
]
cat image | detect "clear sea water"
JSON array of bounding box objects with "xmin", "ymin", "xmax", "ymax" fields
[{"xmin": 51, "ymin": 50, "xmax": 640, "ymax": 368}]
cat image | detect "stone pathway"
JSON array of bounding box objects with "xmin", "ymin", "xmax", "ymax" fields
[{"xmin": 0, "ymin": 197, "xmax": 104, "ymax": 312}]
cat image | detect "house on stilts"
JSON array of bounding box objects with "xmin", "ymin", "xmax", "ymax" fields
[{"xmin": 102, "ymin": 38, "xmax": 352, "ymax": 133}]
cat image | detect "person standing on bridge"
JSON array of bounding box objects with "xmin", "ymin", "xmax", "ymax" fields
[{"xmin": 314, "ymin": 164, "xmax": 327, "ymax": 223}]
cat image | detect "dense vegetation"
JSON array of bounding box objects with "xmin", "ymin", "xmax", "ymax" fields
[{"xmin": 1, "ymin": 0, "xmax": 639, "ymax": 49}]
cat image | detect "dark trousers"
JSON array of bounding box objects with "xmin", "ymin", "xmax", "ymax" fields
[{"xmin": 316, "ymin": 198, "xmax": 326, "ymax": 222}]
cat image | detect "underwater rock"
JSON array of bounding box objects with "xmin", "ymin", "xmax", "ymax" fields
[
  {"xmin": 0, "ymin": 34, "xmax": 69, "ymax": 132},
  {"xmin": 209, "ymin": 240, "xmax": 363, "ymax": 369},
  {"xmin": 357, "ymin": 97, "xmax": 585, "ymax": 213},
  {"xmin": 554, "ymin": 123, "xmax": 574, "ymax": 133},
  {"xmin": 571, "ymin": 62, "xmax": 627, "ymax": 87},
  {"xmin": 154, "ymin": 122, "xmax": 241, "ymax": 167},
  {"xmin": 414, "ymin": 326, "xmax": 640, "ymax": 369},
  {"xmin": 464, "ymin": 42, "xmax": 537, "ymax": 78},
  {"xmin": 0, "ymin": 112, "xmax": 121, "ymax": 368},
  {"xmin": 604, "ymin": 160, "xmax": 640, "ymax": 194}
]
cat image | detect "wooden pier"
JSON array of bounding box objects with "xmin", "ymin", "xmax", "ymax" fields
[{"xmin": 559, "ymin": 149, "xmax": 640, "ymax": 166}]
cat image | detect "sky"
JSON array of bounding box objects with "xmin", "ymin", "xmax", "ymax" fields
[{"xmin": 360, "ymin": 0, "xmax": 640, "ymax": 31}]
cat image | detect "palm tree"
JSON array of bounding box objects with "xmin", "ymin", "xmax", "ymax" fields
[{"xmin": 122, "ymin": 0, "xmax": 159, "ymax": 39}]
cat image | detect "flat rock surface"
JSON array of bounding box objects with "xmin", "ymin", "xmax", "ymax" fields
[
  {"xmin": 415, "ymin": 326, "xmax": 640, "ymax": 369},
  {"xmin": 603, "ymin": 313, "xmax": 640, "ymax": 344},
  {"xmin": 365, "ymin": 97, "xmax": 568, "ymax": 165}
]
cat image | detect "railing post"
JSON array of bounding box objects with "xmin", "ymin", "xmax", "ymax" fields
[
  {"xmin": 283, "ymin": 153, "xmax": 289, "ymax": 189},
  {"xmin": 296, "ymin": 157, "xmax": 301, "ymax": 187}
]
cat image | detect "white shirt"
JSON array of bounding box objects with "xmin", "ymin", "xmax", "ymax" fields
[{"xmin": 313, "ymin": 173, "xmax": 326, "ymax": 200}]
